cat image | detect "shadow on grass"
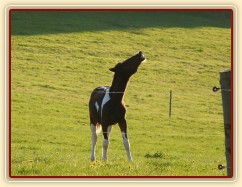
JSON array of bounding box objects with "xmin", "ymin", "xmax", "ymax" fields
[{"xmin": 11, "ymin": 11, "xmax": 231, "ymax": 36}]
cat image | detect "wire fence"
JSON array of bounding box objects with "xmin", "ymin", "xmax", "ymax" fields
[
  {"xmin": 11, "ymin": 83, "xmax": 228, "ymax": 138},
  {"xmin": 90, "ymin": 131, "xmax": 224, "ymax": 137},
  {"xmin": 15, "ymin": 86, "xmax": 225, "ymax": 124}
]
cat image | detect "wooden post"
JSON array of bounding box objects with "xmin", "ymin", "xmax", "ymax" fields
[
  {"xmin": 169, "ymin": 90, "xmax": 172, "ymax": 118},
  {"xmin": 219, "ymin": 69, "xmax": 231, "ymax": 176}
]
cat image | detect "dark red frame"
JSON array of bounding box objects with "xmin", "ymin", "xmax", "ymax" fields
[{"xmin": 8, "ymin": 8, "xmax": 234, "ymax": 179}]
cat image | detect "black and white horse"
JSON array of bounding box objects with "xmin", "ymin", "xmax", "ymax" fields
[{"xmin": 89, "ymin": 51, "xmax": 146, "ymax": 161}]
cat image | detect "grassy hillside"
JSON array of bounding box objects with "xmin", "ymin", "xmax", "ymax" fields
[{"xmin": 10, "ymin": 11, "xmax": 231, "ymax": 177}]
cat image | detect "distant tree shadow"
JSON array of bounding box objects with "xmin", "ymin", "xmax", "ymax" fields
[{"xmin": 11, "ymin": 10, "xmax": 231, "ymax": 36}]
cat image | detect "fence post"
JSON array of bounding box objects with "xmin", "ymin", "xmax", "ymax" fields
[
  {"xmin": 219, "ymin": 69, "xmax": 231, "ymax": 176},
  {"xmin": 169, "ymin": 90, "xmax": 172, "ymax": 117}
]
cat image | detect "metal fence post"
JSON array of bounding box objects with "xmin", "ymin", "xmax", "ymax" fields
[
  {"xmin": 219, "ymin": 69, "xmax": 231, "ymax": 176},
  {"xmin": 169, "ymin": 90, "xmax": 172, "ymax": 117}
]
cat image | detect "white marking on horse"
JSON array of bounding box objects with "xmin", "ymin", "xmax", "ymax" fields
[
  {"xmin": 101, "ymin": 88, "xmax": 110, "ymax": 118},
  {"xmin": 102, "ymin": 125, "xmax": 112, "ymax": 160},
  {"xmin": 95, "ymin": 102, "xmax": 99, "ymax": 112},
  {"xmin": 121, "ymin": 132, "xmax": 132, "ymax": 161}
]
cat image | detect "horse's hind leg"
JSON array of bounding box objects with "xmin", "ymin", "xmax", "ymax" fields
[{"xmin": 90, "ymin": 123, "xmax": 98, "ymax": 161}]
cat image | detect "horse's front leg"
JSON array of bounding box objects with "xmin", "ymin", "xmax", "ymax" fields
[
  {"xmin": 118, "ymin": 119, "xmax": 132, "ymax": 162},
  {"xmin": 102, "ymin": 125, "xmax": 112, "ymax": 161}
]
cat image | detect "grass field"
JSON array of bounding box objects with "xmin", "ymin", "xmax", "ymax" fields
[{"xmin": 10, "ymin": 11, "xmax": 231, "ymax": 177}]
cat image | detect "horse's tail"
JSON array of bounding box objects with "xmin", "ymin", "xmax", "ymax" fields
[{"xmin": 96, "ymin": 124, "xmax": 102, "ymax": 135}]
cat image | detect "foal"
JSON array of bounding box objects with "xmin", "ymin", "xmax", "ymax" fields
[{"xmin": 89, "ymin": 51, "xmax": 146, "ymax": 161}]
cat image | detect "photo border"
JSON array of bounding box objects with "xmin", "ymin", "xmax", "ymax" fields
[{"xmin": 3, "ymin": 3, "xmax": 238, "ymax": 183}]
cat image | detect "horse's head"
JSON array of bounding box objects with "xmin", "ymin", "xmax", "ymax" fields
[{"xmin": 109, "ymin": 51, "xmax": 146, "ymax": 77}]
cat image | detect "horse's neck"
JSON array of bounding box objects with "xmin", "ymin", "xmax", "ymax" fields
[{"xmin": 110, "ymin": 74, "xmax": 129, "ymax": 101}]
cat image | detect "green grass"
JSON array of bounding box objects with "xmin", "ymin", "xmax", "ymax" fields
[{"xmin": 10, "ymin": 11, "xmax": 231, "ymax": 177}]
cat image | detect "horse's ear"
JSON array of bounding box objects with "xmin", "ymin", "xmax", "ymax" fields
[
  {"xmin": 109, "ymin": 63, "xmax": 121, "ymax": 72},
  {"xmin": 109, "ymin": 67, "xmax": 116, "ymax": 72}
]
